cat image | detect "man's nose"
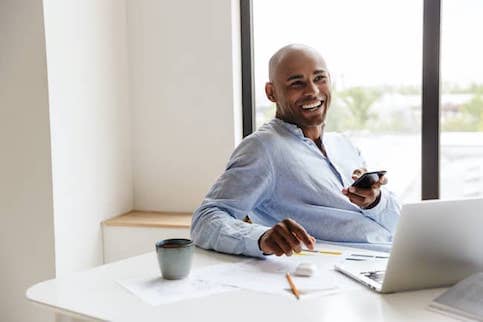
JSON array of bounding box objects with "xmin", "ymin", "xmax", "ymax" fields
[{"xmin": 304, "ymin": 81, "xmax": 319, "ymax": 96}]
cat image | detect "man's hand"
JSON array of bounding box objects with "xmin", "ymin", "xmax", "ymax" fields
[
  {"xmin": 258, "ymin": 218, "xmax": 315, "ymax": 256},
  {"xmin": 342, "ymin": 168, "xmax": 388, "ymax": 209}
]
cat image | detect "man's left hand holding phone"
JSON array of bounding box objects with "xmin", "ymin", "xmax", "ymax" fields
[{"xmin": 342, "ymin": 168, "xmax": 388, "ymax": 209}]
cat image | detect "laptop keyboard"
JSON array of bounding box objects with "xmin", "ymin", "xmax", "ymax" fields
[{"xmin": 362, "ymin": 270, "xmax": 386, "ymax": 284}]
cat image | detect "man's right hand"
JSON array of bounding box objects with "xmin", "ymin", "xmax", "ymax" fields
[{"xmin": 258, "ymin": 218, "xmax": 316, "ymax": 256}]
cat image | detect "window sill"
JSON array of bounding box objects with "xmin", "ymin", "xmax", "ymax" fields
[{"xmin": 102, "ymin": 210, "xmax": 192, "ymax": 229}]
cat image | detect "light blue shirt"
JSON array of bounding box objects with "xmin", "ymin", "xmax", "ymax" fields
[{"xmin": 191, "ymin": 118, "xmax": 401, "ymax": 258}]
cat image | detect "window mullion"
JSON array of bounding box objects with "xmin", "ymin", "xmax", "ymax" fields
[
  {"xmin": 240, "ymin": 0, "xmax": 255, "ymax": 137},
  {"xmin": 422, "ymin": 0, "xmax": 441, "ymax": 200}
]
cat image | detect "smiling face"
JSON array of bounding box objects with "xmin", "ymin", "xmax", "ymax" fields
[{"xmin": 265, "ymin": 46, "xmax": 331, "ymax": 138}]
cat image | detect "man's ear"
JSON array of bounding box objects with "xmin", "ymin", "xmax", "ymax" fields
[{"xmin": 265, "ymin": 82, "xmax": 276, "ymax": 102}]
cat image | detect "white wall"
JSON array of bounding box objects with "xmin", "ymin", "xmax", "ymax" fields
[
  {"xmin": 43, "ymin": 0, "xmax": 133, "ymax": 274},
  {"xmin": 0, "ymin": 1, "xmax": 242, "ymax": 319},
  {"xmin": 0, "ymin": 1, "xmax": 56, "ymax": 321},
  {"xmin": 128, "ymin": 0, "xmax": 243, "ymax": 212}
]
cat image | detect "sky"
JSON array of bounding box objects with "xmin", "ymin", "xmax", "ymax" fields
[{"xmin": 253, "ymin": 0, "xmax": 483, "ymax": 105}]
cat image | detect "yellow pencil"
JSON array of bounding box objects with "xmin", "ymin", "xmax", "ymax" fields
[
  {"xmin": 302, "ymin": 249, "xmax": 342, "ymax": 255},
  {"xmin": 285, "ymin": 272, "xmax": 300, "ymax": 300}
]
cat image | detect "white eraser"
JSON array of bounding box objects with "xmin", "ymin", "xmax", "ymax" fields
[{"xmin": 294, "ymin": 262, "xmax": 317, "ymax": 277}]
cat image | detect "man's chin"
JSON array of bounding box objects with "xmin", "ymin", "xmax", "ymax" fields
[
  {"xmin": 300, "ymin": 116, "xmax": 325, "ymax": 128},
  {"xmin": 300, "ymin": 108, "xmax": 326, "ymax": 124},
  {"xmin": 279, "ymin": 113, "xmax": 325, "ymax": 129}
]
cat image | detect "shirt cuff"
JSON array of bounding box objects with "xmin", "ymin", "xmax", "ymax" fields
[
  {"xmin": 361, "ymin": 187, "xmax": 388, "ymax": 219},
  {"xmin": 244, "ymin": 224, "xmax": 270, "ymax": 258}
]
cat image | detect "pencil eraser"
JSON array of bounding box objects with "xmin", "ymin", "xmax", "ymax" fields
[{"xmin": 294, "ymin": 262, "xmax": 317, "ymax": 277}]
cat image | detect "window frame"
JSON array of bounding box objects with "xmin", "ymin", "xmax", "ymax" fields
[{"xmin": 240, "ymin": 0, "xmax": 441, "ymax": 200}]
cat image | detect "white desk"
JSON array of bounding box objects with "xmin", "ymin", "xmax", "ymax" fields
[{"xmin": 27, "ymin": 245, "xmax": 454, "ymax": 322}]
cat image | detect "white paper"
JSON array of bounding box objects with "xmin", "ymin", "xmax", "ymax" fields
[
  {"xmin": 192, "ymin": 254, "xmax": 356, "ymax": 299},
  {"xmin": 118, "ymin": 248, "xmax": 365, "ymax": 305},
  {"xmin": 118, "ymin": 274, "xmax": 235, "ymax": 306}
]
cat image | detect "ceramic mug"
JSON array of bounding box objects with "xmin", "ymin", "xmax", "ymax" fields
[{"xmin": 155, "ymin": 238, "xmax": 194, "ymax": 280}]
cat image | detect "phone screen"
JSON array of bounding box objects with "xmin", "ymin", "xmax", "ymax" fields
[{"xmin": 351, "ymin": 170, "xmax": 387, "ymax": 189}]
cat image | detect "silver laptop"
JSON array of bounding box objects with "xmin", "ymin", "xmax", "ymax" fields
[{"xmin": 335, "ymin": 198, "xmax": 483, "ymax": 293}]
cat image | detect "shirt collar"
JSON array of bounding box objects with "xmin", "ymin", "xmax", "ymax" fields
[{"xmin": 271, "ymin": 117, "xmax": 305, "ymax": 139}]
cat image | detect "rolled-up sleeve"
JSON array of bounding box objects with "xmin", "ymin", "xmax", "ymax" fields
[{"xmin": 191, "ymin": 135, "xmax": 274, "ymax": 258}]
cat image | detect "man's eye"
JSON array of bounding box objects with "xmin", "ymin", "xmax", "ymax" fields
[
  {"xmin": 290, "ymin": 81, "xmax": 304, "ymax": 88},
  {"xmin": 314, "ymin": 75, "xmax": 327, "ymax": 82}
]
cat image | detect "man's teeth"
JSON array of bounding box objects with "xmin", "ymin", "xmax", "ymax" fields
[{"xmin": 302, "ymin": 101, "xmax": 324, "ymax": 110}]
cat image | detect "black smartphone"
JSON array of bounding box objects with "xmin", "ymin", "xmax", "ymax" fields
[{"xmin": 351, "ymin": 170, "xmax": 387, "ymax": 189}]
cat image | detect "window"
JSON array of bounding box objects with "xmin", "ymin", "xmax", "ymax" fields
[
  {"xmin": 440, "ymin": 0, "xmax": 483, "ymax": 199},
  {"xmin": 241, "ymin": 0, "xmax": 483, "ymax": 201}
]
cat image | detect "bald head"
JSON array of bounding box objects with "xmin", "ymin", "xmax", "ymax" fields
[
  {"xmin": 268, "ymin": 44, "xmax": 327, "ymax": 82},
  {"xmin": 264, "ymin": 44, "xmax": 332, "ymax": 137}
]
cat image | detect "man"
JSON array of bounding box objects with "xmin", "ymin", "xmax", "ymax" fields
[{"xmin": 191, "ymin": 44, "xmax": 400, "ymax": 258}]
